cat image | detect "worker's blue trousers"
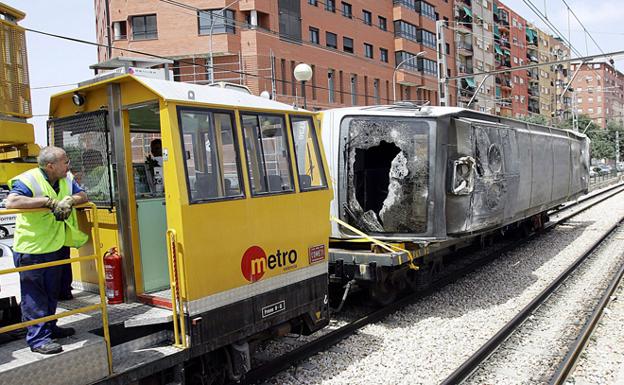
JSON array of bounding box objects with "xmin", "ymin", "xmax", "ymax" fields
[
  {"xmin": 13, "ymin": 247, "xmax": 69, "ymax": 349},
  {"xmin": 60, "ymin": 248, "xmax": 73, "ymax": 299}
]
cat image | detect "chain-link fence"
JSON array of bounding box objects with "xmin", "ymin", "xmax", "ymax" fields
[{"xmin": 48, "ymin": 111, "xmax": 114, "ymax": 208}]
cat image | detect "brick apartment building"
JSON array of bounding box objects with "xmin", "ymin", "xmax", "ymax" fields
[
  {"xmin": 571, "ymin": 60, "xmax": 624, "ymax": 128},
  {"xmin": 94, "ymin": 0, "xmax": 576, "ymax": 122},
  {"xmin": 499, "ymin": 2, "xmax": 527, "ymax": 118},
  {"xmin": 95, "ymin": 0, "xmax": 456, "ymax": 109}
]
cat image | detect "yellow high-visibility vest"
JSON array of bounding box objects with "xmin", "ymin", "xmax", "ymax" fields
[{"xmin": 9, "ymin": 168, "xmax": 88, "ymax": 254}]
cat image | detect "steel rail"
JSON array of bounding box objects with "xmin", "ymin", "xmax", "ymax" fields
[
  {"xmin": 440, "ymin": 218, "xmax": 624, "ymax": 385},
  {"xmin": 239, "ymin": 184, "xmax": 624, "ymax": 385},
  {"xmin": 549, "ymin": 240, "xmax": 624, "ymax": 384}
]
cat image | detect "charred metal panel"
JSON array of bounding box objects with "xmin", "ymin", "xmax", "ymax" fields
[
  {"xmin": 529, "ymin": 125, "xmax": 554, "ymax": 209},
  {"xmin": 469, "ymin": 124, "xmax": 513, "ymax": 231},
  {"xmin": 445, "ymin": 118, "xmax": 472, "ymax": 232},
  {"xmin": 449, "ymin": 119, "xmax": 518, "ymax": 233},
  {"xmin": 551, "ymin": 132, "xmax": 573, "ymax": 202},
  {"xmin": 338, "ymin": 116, "xmax": 433, "ymax": 235},
  {"xmin": 514, "ymin": 125, "xmax": 533, "ymax": 212}
]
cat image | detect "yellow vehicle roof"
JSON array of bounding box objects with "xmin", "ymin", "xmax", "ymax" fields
[{"xmin": 50, "ymin": 74, "xmax": 309, "ymax": 114}]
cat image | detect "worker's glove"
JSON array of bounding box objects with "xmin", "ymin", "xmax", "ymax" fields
[
  {"xmin": 53, "ymin": 196, "xmax": 74, "ymax": 221},
  {"xmin": 44, "ymin": 197, "xmax": 59, "ymax": 212}
]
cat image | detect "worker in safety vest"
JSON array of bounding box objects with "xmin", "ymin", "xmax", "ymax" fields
[{"xmin": 6, "ymin": 146, "xmax": 89, "ymax": 355}]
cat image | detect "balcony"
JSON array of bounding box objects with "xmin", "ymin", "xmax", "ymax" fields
[
  {"xmin": 498, "ymin": 18, "xmax": 510, "ymax": 31},
  {"xmin": 528, "ymin": 103, "xmax": 540, "ymax": 114},
  {"xmin": 455, "ymin": 5, "xmax": 473, "ymax": 31},
  {"xmin": 526, "ymin": 28, "xmax": 538, "ymax": 47},
  {"xmin": 498, "ymin": 100, "xmax": 512, "ymax": 111},
  {"xmin": 496, "ymin": 58, "xmax": 511, "ymax": 68},
  {"xmin": 460, "ymin": 77, "xmax": 476, "ymax": 92},
  {"xmin": 457, "ymin": 63, "xmax": 474, "ymax": 74},
  {"xmin": 456, "ymin": 0, "xmax": 472, "ymax": 6},
  {"xmin": 528, "ymin": 87, "xmax": 539, "ymax": 98},
  {"xmin": 459, "ymin": 90, "xmax": 473, "ymax": 104},
  {"xmin": 457, "ymin": 41, "xmax": 473, "ymax": 56},
  {"xmin": 527, "ymin": 69, "xmax": 540, "ymax": 82},
  {"xmin": 496, "ymin": 76, "xmax": 512, "ymax": 89}
]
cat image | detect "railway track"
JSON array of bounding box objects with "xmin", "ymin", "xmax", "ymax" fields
[
  {"xmin": 238, "ymin": 181, "xmax": 624, "ymax": 385},
  {"xmin": 549, "ymin": 246, "xmax": 624, "ymax": 385},
  {"xmin": 442, "ymin": 217, "xmax": 624, "ymax": 385}
]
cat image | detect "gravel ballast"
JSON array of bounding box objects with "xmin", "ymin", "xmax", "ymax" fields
[
  {"xmin": 263, "ymin": 190, "xmax": 624, "ymax": 385},
  {"xmin": 567, "ymin": 280, "xmax": 624, "ymax": 385},
  {"xmin": 465, "ymin": 224, "xmax": 624, "ymax": 384}
]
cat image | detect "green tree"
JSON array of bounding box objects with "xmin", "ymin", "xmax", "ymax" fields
[
  {"xmin": 559, "ymin": 114, "xmax": 593, "ymax": 131},
  {"xmin": 583, "ymin": 120, "xmax": 624, "ymax": 161},
  {"xmin": 518, "ymin": 114, "xmax": 549, "ymax": 125}
]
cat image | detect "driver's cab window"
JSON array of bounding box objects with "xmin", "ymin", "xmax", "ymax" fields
[
  {"xmin": 179, "ymin": 108, "xmax": 244, "ymax": 203},
  {"xmin": 126, "ymin": 102, "xmax": 164, "ymax": 198},
  {"xmin": 241, "ymin": 113, "xmax": 294, "ymax": 195},
  {"xmin": 129, "ymin": 133, "xmax": 163, "ymax": 197}
]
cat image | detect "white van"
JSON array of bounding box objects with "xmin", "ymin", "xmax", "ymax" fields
[{"xmin": 0, "ymin": 213, "xmax": 15, "ymax": 239}]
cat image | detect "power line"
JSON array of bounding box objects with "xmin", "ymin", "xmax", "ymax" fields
[
  {"xmin": 156, "ymin": 0, "xmax": 457, "ymax": 67},
  {"xmin": 447, "ymin": 49, "xmax": 624, "ymax": 81},
  {"xmin": 25, "ymin": 2, "xmax": 609, "ymax": 112},
  {"xmin": 560, "ymin": 0, "xmax": 607, "ymax": 56},
  {"xmin": 24, "ymin": 25, "xmax": 405, "ymax": 106},
  {"xmin": 31, "ymin": 83, "xmax": 77, "ymax": 90}
]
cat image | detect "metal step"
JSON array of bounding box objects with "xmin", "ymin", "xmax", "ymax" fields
[{"xmin": 0, "ymin": 332, "xmax": 108, "ymax": 385}]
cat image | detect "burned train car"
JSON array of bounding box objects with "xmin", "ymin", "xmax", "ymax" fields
[{"xmin": 321, "ymin": 105, "xmax": 590, "ymax": 303}]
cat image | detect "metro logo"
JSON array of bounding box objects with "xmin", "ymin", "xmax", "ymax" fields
[{"xmin": 241, "ymin": 245, "xmax": 298, "ymax": 283}]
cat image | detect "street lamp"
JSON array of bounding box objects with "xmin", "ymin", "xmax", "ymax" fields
[
  {"xmin": 294, "ymin": 63, "xmax": 313, "ymax": 109},
  {"xmin": 393, "ymin": 51, "xmax": 425, "ymax": 102},
  {"xmin": 208, "ymin": 0, "xmax": 241, "ymax": 83}
]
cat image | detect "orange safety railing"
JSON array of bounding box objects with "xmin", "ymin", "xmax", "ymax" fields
[{"xmin": 0, "ymin": 203, "xmax": 112, "ymax": 374}]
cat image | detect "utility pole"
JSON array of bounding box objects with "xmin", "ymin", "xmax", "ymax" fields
[
  {"xmin": 616, "ymin": 130, "xmax": 620, "ymax": 165},
  {"xmin": 572, "ymin": 89, "xmax": 579, "ymax": 131},
  {"xmin": 436, "ymin": 20, "xmax": 449, "ymax": 106}
]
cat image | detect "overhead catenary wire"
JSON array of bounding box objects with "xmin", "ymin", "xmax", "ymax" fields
[
  {"xmin": 560, "ymin": 0, "xmax": 607, "ymax": 56},
  {"xmin": 24, "ymin": 1, "xmax": 620, "ymax": 112},
  {"xmin": 447, "ymin": 49, "xmax": 624, "ymax": 81},
  {"xmin": 25, "ymin": 1, "xmax": 563, "ymax": 96},
  {"xmin": 23, "ymin": 8, "xmax": 445, "ymax": 105},
  {"xmin": 22, "ymin": 26, "xmax": 388, "ymax": 103},
  {"xmin": 519, "ymin": 0, "xmax": 616, "ymax": 124}
]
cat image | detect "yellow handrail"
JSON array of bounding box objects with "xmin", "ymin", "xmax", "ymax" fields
[
  {"xmin": 166, "ymin": 229, "xmax": 187, "ymax": 348},
  {"xmin": 0, "ymin": 203, "xmax": 112, "ymax": 374}
]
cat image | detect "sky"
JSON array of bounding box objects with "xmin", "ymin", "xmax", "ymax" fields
[
  {"xmin": 5, "ymin": 0, "xmax": 97, "ymax": 145},
  {"xmin": 4, "ymin": 0, "xmax": 623, "ymax": 145}
]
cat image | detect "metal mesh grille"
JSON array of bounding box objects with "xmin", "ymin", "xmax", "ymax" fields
[
  {"xmin": 48, "ymin": 111, "xmax": 113, "ymax": 208},
  {"xmin": 0, "ymin": 21, "xmax": 31, "ymax": 117}
]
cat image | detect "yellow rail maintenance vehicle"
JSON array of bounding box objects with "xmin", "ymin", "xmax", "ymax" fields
[
  {"xmin": 0, "ymin": 2, "xmax": 39, "ymax": 333},
  {"xmin": 1, "ymin": 68, "xmax": 332, "ymax": 384},
  {"xmin": 0, "ymin": 2, "xmax": 39, "ymax": 187}
]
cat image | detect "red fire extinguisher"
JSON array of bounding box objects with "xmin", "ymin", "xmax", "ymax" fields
[{"xmin": 104, "ymin": 247, "xmax": 124, "ymax": 305}]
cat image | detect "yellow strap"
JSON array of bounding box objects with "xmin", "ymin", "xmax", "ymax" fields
[{"xmin": 330, "ymin": 216, "xmax": 418, "ymax": 270}]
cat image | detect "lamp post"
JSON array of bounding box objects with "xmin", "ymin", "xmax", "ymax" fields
[
  {"xmin": 208, "ymin": 0, "xmax": 240, "ymax": 83},
  {"xmin": 294, "ymin": 63, "xmax": 313, "ymax": 109},
  {"xmin": 393, "ymin": 51, "xmax": 425, "ymax": 102}
]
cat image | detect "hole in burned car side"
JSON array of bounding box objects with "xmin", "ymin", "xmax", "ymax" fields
[{"xmin": 344, "ymin": 118, "xmax": 430, "ymax": 234}]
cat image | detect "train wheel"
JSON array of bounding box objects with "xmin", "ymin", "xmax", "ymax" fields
[
  {"xmin": 369, "ymin": 279, "xmax": 398, "ymax": 306},
  {"xmin": 188, "ymin": 351, "xmax": 227, "ymax": 385},
  {"xmin": 407, "ymin": 266, "xmax": 433, "ymax": 292},
  {"xmin": 540, "ymin": 212, "xmax": 550, "ymax": 229}
]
